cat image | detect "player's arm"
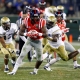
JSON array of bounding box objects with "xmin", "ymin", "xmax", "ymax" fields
[
  {"xmin": 0, "ymin": 37, "xmax": 6, "ymax": 48},
  {"xmin": 41, "ymin": 26, "xmax": 47, "ymax": 38},
  {"xmin": 47, "ymin": 34, "xmax": 59, "ymax": 42},
  {"xmin": 19, "ymin": 24, "xmax": 26, "ymax": 36}
]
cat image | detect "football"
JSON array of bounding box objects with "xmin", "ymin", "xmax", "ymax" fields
[
  {"xmin": 27, "ymin": 30, "xmax": 38, "ymax": 38},
  {"xmin": 29, "ymin": 30, "xmax": 38, "ymax": 35}
]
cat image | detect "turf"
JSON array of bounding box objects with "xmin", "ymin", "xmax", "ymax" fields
[{"xmin": 0, "ymin": 41, "xmax": 80, "ymax": 80}]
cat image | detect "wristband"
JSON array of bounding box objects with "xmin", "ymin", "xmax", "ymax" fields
[{"xmin": 38, "ymin": 33, "xmax": 43, "ymax": 36}]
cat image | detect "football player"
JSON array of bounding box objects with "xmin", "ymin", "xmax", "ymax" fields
[
  {"xmin": 43, "ymin": 15, "xmax": 80, "ymax": 71},
  {"xmin": 42, "ymin": 6, "xmax": 58, "ymax": 61},
  {"xmin": 57, "ymin": 5, "xmax": 78, "ymax": 23},
  {"xmin": 57, "ymin": 5, "xmax": 66, "ymax": 20},
  {"xmin": 37, "ymin": 1, "xmax": 46, "ymax": 18},
  {"xmin": 0, "ymin": 17, "xmax": 18, "ymax": 72},
  {"xmin": 16, "ymin": 6, "xmax": 34, "ymax": 61},
  {"xmin": 43, "ymin": 15, "xmax": 80, "ymax": 62},
  {"xmin": 7, "ymin": 8, "xmax": 47, "ymax": 75}
]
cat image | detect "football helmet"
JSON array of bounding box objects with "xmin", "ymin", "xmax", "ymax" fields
[
  {"xmin": 22, "ymin": 6, "xmax": 31, "ymax": 14},
  {"xmin": 57, "ymin": 5, "xmax": 64, "ymax": 11},
  {"xmin": 30, "ymin": 9, "xmax": 40, "ymax": 23},
  {"xmin": 48, "ymin": 6, "xmax": 57, "ymax": 14},
  {"xmin": 38, "ymin": 1, "xmax": 46, "ymax": 9},
  {"xmin": 46, "ymin": 16, "xmax": 57, "ymax": 29},
  {"xmin": 1, "ymin": 17, "xmax": 11, "ymax": 30},
  {"xmin": 55, "ymin": 11, "xmax": 63, "ymax": 22},
  {"xmin": 55, "ymin": 11, "xmax": 63, "ymax": 17}
]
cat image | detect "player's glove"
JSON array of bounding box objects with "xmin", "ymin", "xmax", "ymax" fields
[
  {"xmin": 26, "ymin": 30, "xmax": 43, "ymax": 38},
  {"xmin": 62, "ymin": 28, "xmax": 69, "ymax": 33}
]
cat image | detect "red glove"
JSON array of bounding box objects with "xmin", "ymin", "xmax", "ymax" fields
[
  {"xmin": 26, "ymin": 30, "xmax": 38, "ymax": 38},
  {"xmin": 62, "ymin": 28, "xmax": 69, "ymax": 33}
]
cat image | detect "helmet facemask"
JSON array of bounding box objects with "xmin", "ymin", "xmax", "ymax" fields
[
  {"xmin": 30, "ymin": 9, "xmax": 40, "ymax": 24},
  {"xmin": 47, "ymin": 21, "xmax": 54, "ymax": 29},
  {"xmin": 2, "ymin": 22, "xmax": 11, "ymax": 31},
  {"xmin": 1, "ymin": 17, "xmax": 11, "ymax": 31},
  {"xmin": 46, "ymin": 16, "xmax": 57, "ymax": 29}
]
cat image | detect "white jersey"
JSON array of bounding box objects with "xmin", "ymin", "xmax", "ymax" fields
[
  {"xmin": 48, "ymin": 25, "xmax": 64, "ymax": 48},
  {"xmin": 0, "ymin": 23, "xmax": 18, "ymax": 43},
  {"xmin": 63, "ymin": 12, "xmax": 66, "ymax": 20},
  {"xmin": 44, "ymin": 7, "xmax": 55, "ymax": 20}
]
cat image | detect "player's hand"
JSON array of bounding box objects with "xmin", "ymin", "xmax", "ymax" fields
[
  {"xmin": 62, "ymin": 28, "xmax": 69, "ymax": 33},
  {"xmin": 26, "ymin": 30, "xmax": 39, "ymax": 38}
]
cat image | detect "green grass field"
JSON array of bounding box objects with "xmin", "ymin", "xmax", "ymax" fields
[{"xmin": 0, "ymin": 41, "xmax": 80, "ymax": 80}]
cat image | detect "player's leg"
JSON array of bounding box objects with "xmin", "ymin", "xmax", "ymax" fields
[
  {"xmin": 7, "ymin": 39, "xmax": 32, "ymax": 75},
  {"xmin": 58, "ymin": 45, "xmax": 79, "ymax": 61},
  {"xmin": 42, "ymin": 43, "xmax": 52, "ymax": 60},
  {"xmin": 44, "ymin": 54, "xmax": 61, "ymax": 71},
  {"xmin": 44, "ymin": 45, "xmax": 61, "ymax": 71},
  {"xmin": 6, "ymin": 43, "xmax": 17, "ymax": 67},
  {"xmin": 0, "ymin": 47, "xmax": 10, "ymax": 72},
  {"xmin": 42, "ymin": 38, "xmax": 52, "ymax": 62},
  {"xmin": 64, "ymin": 41, "xmax": 80, "ymax": 68},
  {"xmin": 31, "ymin": 49, "xmax": 37, "ymax": 60},
  {"xmin": 30, "ymin": 40, "xmax": 43, "ymax": 74}
]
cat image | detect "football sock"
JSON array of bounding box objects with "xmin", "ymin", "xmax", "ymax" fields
[{"xmin": 5, "ymin": 65, "xmax": 9, "ymax": 68}]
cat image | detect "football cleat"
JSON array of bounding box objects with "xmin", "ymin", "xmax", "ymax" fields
[
  {"xmin": 74, "ymin": 64, "xmax": 80, "ymax": 69},
  {"xmin": 44, "ymin": 66, "xmax": 52, "ymax": 71},
  {"xmin": 30, "ymin": 71, "xmax": 37, "ymax": 75},
  {"xmin": 4, "ymin": 68, "xmax": 9, "ymax": 72},
  {"xmin": 7, "ymin": 72, "xmax": 15, "ymax": 75}
]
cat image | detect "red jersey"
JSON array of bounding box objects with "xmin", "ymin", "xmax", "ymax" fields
[
  {"xmin": 56, "ymin": 20, "xmax": 66, "ymax": 41},
  {"xmin": 56, "ymin": 20, "xmax": 66, "ymax": 30},
  {"xmin": 23, "ymin": 17, "xmax": 46, "ymax": 40}
]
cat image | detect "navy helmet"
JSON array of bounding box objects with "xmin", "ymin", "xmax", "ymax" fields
[
  {"xmin": 30, "ymin": 9, "xmax": 40, "ymax": 19},
  {"xmin": 55, "ymin": 11, "xmax": 63, "ymax": 18}
]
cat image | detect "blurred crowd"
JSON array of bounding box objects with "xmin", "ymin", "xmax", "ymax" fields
[{"xmin": 0, "ymin": 0, "xmax": 80, "ymax": 17}]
